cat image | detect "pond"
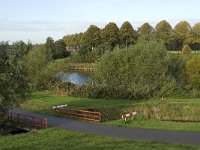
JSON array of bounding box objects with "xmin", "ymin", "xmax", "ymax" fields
[{"xmin": 58, "ymin": 71, "xmax": 91, "ymax": 85}]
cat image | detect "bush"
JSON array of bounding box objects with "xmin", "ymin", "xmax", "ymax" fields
[
  {"xmin": 185, "ymin": 56, "xmax": 200, "ymax": 88},
  {"xmin": 91, "ymin": 41, "xmax": 168, "ymax": 99},
  {"xmin": 156, "ymin": 77, "xmax": 185, "ymax": 98}
]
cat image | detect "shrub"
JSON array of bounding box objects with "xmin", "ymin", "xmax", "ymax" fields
[
  {"xmin": 185, "ymin": 56, "xmax": 200, "ymax": 88},
  {"xmin": 91, "ymin": 41, "xmax": 168, "ymax": 99}
]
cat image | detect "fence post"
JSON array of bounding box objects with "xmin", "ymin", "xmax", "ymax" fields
[
  {"xmin": 32, "ymin": 116, "xmax": 34, "ymax": 128},
  {"xmin": 99, "ymin": 112, "xmax": 101, "ymax": 123},
  {"xmin": 45, "ymin": 118, "xmax": 48, "ymax": 128}
]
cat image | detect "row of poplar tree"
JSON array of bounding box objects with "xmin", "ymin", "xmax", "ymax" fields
[{"xmin": 63, "ymin": 20, "xmax": 200, "ymax": 53}]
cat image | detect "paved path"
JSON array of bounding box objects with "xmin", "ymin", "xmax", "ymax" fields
[{"xmin": 12, "ymin": 108, "xmax": 200, "ymax": 145}]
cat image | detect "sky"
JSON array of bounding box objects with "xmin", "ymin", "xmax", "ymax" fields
[{"xmin": 0, "ymin": 0, "xmax": 200, "ymax": 44}]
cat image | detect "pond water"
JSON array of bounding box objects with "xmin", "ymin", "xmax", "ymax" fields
[{"xmin": 58, "ymin": 71, "xmax": 91, "ymax": 85}]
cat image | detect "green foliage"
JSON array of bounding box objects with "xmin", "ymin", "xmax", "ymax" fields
[
  {"xmin": 92, "ymin": 41, "xmax": 167, "ymax": 99},
  {"xmin": 101, "ymin": 22, "xmax": 120, "ymax": 49},
  {"xmin": 119, "ymin": 21, "xmax": 137, "ymax": 47},
  {"xmin": 54, "ymin": 39, "xmax": 70, "ymax": 59},
  {"xmin": 11, "ymin": 41, "xmax": 33, "ymax": 59},
  {"xmin": 24, "ymin": 45, "xmax": 52, "ymax": 88},
  {"xmin": 185, "ymin": 55, "xmax": 200, "ymax": 88},
  {"xmin": 155, "ymin": 20, "xmax": 175, "ymax": 50},
  {"xmin": 0, "ymin": 42, "xmax": 29, "ymax": 133},
  {"xmin": 187, "ymin": 23, "xmax": 200, "ymax": 50},
  {"xmin": 45, "ymin": 37, "xmax": 54, "ymax": 58},
  {"xmin": 138, "ymin": 23, "xmax": 155, "ymax": 41},
  {"xmin": 156, "ymin": 77, "xmax": 184, "ymax": 98},
  {"xmin": 82, "ymin": 25, "xmax": 101, "ymax": 48},
  {"xmin": 63, "ymin": 33, "xmax": 80, "ymax": 51},
  {"xmin": 174, "ymin": 21, "xmax": 191, "ymax": 50}
]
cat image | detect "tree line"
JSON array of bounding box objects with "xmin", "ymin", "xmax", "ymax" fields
[{"xmin": 63, "ymin": 20, "xmax": 200, "ymax": 62}]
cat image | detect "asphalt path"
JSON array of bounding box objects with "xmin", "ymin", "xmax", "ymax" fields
[{"xmin": 12, "ymin": 108, "xmax": 200, "ymax": 145}]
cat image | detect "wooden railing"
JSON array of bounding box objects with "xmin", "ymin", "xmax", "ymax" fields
[
  {"xmin": 54, "ymin": 108, "xmax": 101, "ymax": 122},
  {"xmin": 7, "ymin": 112, "xmax": 48, "ymax": 129}
]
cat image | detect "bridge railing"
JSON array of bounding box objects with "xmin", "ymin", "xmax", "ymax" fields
[{"xmin": 7, "ymin": 112, "xmax": 48, "ymax": 129}]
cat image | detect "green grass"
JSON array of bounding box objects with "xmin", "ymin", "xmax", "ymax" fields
[
  {"xmin": 21, "ymin": 92, "xmax": 200, "ymax": 114},
  {"xmin": 21, "ymin": 91, "xmax": 142, "ymax": 114},
  {"xmin": 0, "ymin": 128, "xmax": 199, "ymax": 150},
  {"xmin": 104, "ymin": 119, "xmax": 200, "ymax": 132},
  {"xmin": 20, "ymin": 92, "xmax": 200, "ymax": 132}
]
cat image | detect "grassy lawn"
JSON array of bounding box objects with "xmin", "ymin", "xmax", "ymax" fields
[
  {"xmin": 21, "ymin": 92, "xmax": 200, "ymax": 113},
  {"xmin": 20, "ymin": 92, "xmax": 200, "ymax": 132},
  {"xmin": 104, "ymin": 119, "xmax": 200, "ymax": 132},
  {"xmin": 21, "ymin": 91, "xmax": 143, "ymax": 114},
  {"xmin": 0, "ymin": 128, "xmax": 199, "ymax": 150}
]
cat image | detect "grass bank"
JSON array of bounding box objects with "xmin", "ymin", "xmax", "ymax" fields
[
  {"xmin": 20, "ymin": 92, "xmax": 200, "ymax": 132},
  {"xmin": 104, "ymin": 119, "xmax": 200, "ymax": 132},
  {"xmin": 0, "ymin": 128, "xmax": 199, "ymax": 150}
]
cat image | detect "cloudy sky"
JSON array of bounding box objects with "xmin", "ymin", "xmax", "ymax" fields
[{"xmin": 0, "ymin": 0, "xmax": 200, "ymax": 44}]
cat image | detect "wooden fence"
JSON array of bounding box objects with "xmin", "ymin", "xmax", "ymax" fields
[
  {"xmin": 7, "ymin": 112, "xmax": 48, "ymax": 129},
  {"xmin": 54, "ymin": 108, "xmax": 101, "ymax": 122}
]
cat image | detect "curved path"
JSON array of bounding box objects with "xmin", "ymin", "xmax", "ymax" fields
[{"xmin": 12, "ymin": 108, "xmax": 200, "ymax": 145}]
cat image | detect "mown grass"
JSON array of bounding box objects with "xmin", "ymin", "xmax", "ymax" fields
[
  {"xmin": 104, "ymin": 119, "xmax": 200, "ymax": 132},
  {"xmin": 0, "ymin": 128, "xmax": 199, "ymax": 150},
  {"xmin": 21, "ymin": 92, "xmax": 200, "ymax": 114},
  {"xmin": 21, "ymin": 91, "xmax": 142, "ymax": 114}
]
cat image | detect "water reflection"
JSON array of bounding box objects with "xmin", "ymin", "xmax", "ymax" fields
[{"xmin": 58, "ymin": 71, "xmax": 90, "ymax": 85}]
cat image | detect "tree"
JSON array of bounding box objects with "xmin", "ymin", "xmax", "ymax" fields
[
  {"xmin": 24, "ymin": 45, "xmax": 52, "ymax": 85},
  {"xmin": 119, "ymin": 21, "xmax": 137, "ymax": 48},
  {"xmin": 45, "ymin": 37, "xmax": 55, "ymax": 59},
  {"xmin": 187, "ymin": 23, "xmax": 200, "ymax": 52},
  {"xmin": 101, "ymin": 22, "xmax": 120, "ymax": 50},
  {"xmin": 0, "ymin": 42, "xmax": 29, "ymax": 133},
  {"xmin": 11, "ymin": 41, "xmax": 33, "ymax": 59},
  {"xmin": 138, "ymin": 23, "xmax": 155, "ymax": 41},
  {"xmin": 63, "ymin": 34, "xmax": 80, "ymax": 51},
  {"xmin": 174, "ymin": 21, "xmax": 191, "ymax": 51},
  {"xmin": 54, "ymin": 39, "xmax": 70, "ymax": 59},
  {"xmin": 83, "ymin": 25, "xmax": 101, "ymax": 49},
  {"xmin": 155, "ymin": 20, "xmax": 174, "ymax": 50}
]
